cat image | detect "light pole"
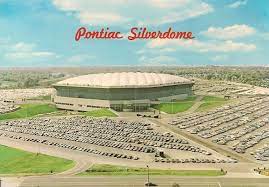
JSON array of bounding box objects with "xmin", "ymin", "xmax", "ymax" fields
[
  {"xmin": 172, "ymin": 100, "xmax": 174, "ymax": 114},
  {"xmin": 146, "ymin": 165, "xmax": 150, "ymax": 187}
]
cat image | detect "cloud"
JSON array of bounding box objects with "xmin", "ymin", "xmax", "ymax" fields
[
  {"xmin": 201, "ymin": 24, "xmax": 256, "ymax": 39},
  {"xmin": 0, "ymin": 37, "xmax": 10, "ymax": 45},
  {"xmin": 262, "ymin": 33, "xmax": 269, "ymax": 40},
  {"xmin": 141, "ymin": 1, "xmax": 214, "ymax": 25},
  {"xmin": 4, "ymin": 42, "xmax": 57, "ymax": 60},
  {"xmin": 211, "ymin": 55, "xmax": 228, "ymax": 62},
  {"xmin": 228, "ymin": 0, "xmax": 247, "ymax": 8},
  {"xmin": 5, "ymin": 52, "xmax": 56, "ymax": 60},
  {"xmin": 77, "ymin": 12, "xmax": 130, "ymax": 26},
  {"xmin": 147, "ymin": 39, "xmax": 256, "ymax": 53},
  {"xmin": 150, "ymin": 0, "xmax": 189, "ymax": 8},
  {"xmin": 66, "ymin": 54, "xmax": 96, "ymax": 63},
  {"xmin": 52, "ymin": 0, "xmax": 213, "ymax": 26},
  {"xmin": 139, "ymin": 55, "xmax": 177, "ymax": 66},
  {"xmin": 136, "ymin": 47, "xmax": 176, "ymax": 55},
  {"xmin": 11, "ymin": 42, "xmax": 36, "ymax": 52}
]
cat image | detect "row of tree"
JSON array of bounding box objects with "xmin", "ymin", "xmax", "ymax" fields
[
  {"xmin": 0, "ymin": 72, "xmax": 66, "ymax": 89},
  {"xmin": 160, "ymin": 66, "xmax": 269, "ymax": 88}
]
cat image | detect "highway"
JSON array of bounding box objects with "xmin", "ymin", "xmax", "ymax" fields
[{"xmin": 18, "ymin": 176, "xmax": 269, "ymax": 187}]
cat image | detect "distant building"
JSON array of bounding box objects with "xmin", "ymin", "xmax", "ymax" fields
[{"xmin": 52, "ymin": 72, "xmax": 194, "ymax": 112}]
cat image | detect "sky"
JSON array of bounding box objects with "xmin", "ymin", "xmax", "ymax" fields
[{"xmin": 0, "ymin": 0, "xmax": 268, "ymax": 67}]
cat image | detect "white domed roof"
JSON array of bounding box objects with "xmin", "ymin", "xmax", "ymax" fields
[{"xmin": 55, "ymin": 72, "xmax": 192, "ymax": 88}]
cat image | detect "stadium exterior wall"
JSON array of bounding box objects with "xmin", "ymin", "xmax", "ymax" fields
[{"xmin": 52, "ymin": 83, "xmax": 194, "ymax": 112}]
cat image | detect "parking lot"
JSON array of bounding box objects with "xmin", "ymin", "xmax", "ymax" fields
[
  {"xmin": 0, "ymin": 116, "xmax": 233, "ymax": 164},
  {"xmin": 169, "ymin": 96, "xmax": 269, "ymax": 163},
  {"xmin": 0, "ymin": 88, "xmax": 53, "ymax": 114}
]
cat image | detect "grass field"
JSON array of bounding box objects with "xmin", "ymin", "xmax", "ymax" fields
[
  {"xmin": 0, "ymin": 104, "xmax": 58, "ymax": 120},
  {"xmin": 83, "ymin": 108, "xmax": 117, "ymax": 117},
  {"xmin": 202, "ymin": 96, "xmax": 226, "ymax": 102},
  {"xmin": 152, "ymin": 96, "xmax": 196, "ymax": 114},
  {"xmin": 0, "ymin": 144, "xmax": 74, "ymax": 175},
  {"xmin": 79, "ymin": 164, "xmax": 225, "ymax": 176},
  {"xmin": 196, "ymin": 96, "xmax": 230, "ymax": 112}
]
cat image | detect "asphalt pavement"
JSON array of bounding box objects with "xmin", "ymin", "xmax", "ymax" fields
[{"xmin": 18, "ymin": 176, "xmax": 269, "ymax": 187}]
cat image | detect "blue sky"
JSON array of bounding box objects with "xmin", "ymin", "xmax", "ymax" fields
[{"xmin": 0, "ymin": 0, "xmax": 268, "ymax": 67}]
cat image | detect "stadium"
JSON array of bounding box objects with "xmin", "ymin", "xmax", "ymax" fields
[{"xmin": 52, "ymin": 72, "xmax": 194, "ymax": 112}]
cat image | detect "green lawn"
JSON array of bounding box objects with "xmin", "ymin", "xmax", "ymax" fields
[
  {"xmin": 152, "ymin": 96, "xmax": 196, "ymax": 114},
  {"xmin": 196, "ymin": 96, "xmax": 230, "ymax": 112},
  {"xmin": 153, "ymin": 102, "xmax": 194, "ymax": 114},
  {"xmin": 202, "ymin": 96, "xmax": 226, "ymax": 102},
  {"xmin": 79, "ymin": 164, "xmax": 225, "ymax": 176},
  {"xmin": 0, "ymin": 104, "xmax": 58, "ymax": 120},
  {"xmin": 83, "ymin": 108, "xmax": 117, "ymax": 117},
  {"xmin": 0, "ymin": 145, "xmax": 74, "ymax": 175}
]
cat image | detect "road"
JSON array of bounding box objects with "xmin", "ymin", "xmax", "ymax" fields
[{"xmin": 18, "ymin": 176, "xmax": 269, "ymax": 187}]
